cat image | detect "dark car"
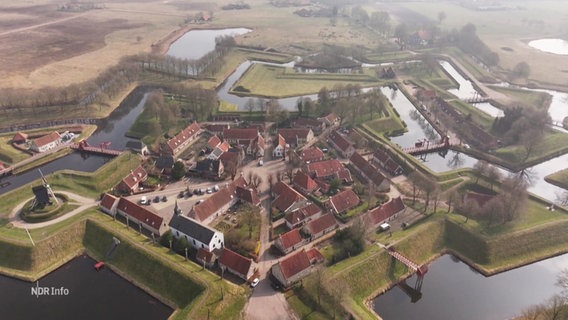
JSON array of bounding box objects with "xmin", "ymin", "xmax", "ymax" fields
[
  {"xmin": 178, "ymin": 191, "xmax": 185, "ymax": 198},
  {"xmin": 161, "ymin": 195, "xmax": 167, "ymax": 202},
  {"xmin": 153, "ymin": 196, "xmax": 161, "ymax": 203}
]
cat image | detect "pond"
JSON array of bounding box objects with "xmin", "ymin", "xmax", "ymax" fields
[
  {"xmin": 166, "ymin": 28, "xmax": 251, "ymax": 60},
  {"xmin": 528, "ymin": 39, "xmax": 568, "ymax": 55},
  {"xmin": 373, "ymin": 254, "xmax": 568, "ymax": 320},
  {"xmin": 0, "ymin": 254, "xmax": 172, "ymax": 320}
]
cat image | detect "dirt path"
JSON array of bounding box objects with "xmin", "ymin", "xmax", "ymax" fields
[
  {"xmin": 8, "ymin": 191, "xmax": 97, "ymax": 229},
  {"xmin": 0, "ymin": 12, "xmax": 89, "ymax": 38}
]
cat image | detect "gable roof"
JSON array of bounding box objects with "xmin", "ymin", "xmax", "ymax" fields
[
  {"xmin": 155, "ymin": 155, "xmax": 175, "ymax": 170},
  {"xmin": 207, "ymin": 135, "xmax": 222, "ymax": 149},
  {"xmin": 307, "ymin": 160, "xmax": 350, "ymax": 181},
  {"xmin": 292, "ymin": 118, "xmax": 323, "ymax": 128},
  {"xmin": 306, "ymin": 248, "xmax": 325, "ymax": 264},
  {"xmin": 223, "ymin": 128, "xmax": 258, "ymax": 141},
  {"xmin": 276, "ymin": 134, "xmax": 286, "ymax": 149},
  {"xmin": 99, "ymin": 193, "xmax": 118, "ymax": 211},
  {"xmin": 168, "ymin": 214, "xmax": 217, "ymax": 244},
  {"xmin": 278, "ymin": 249, "xmax": 312, "ymax": 281},
  {"xmin": 166, "ymin": 122, "xmax": 200, "ymax": 153},
  {"xmin": 195, "ymin": 159, "xmax": 222, "ymax": 174},
  {"xmin": 328, "ymin": 189, "xmax": 360, "ymax": 214},
  {"xmin": 350, "ymin": 152, "xmax": 387, "ymax": 186},
  {"xmin": 306, "ymin": 213, "xmax": 337, "ymax": 235},
  {"xmin": 272, "ymin": 182, "xmax": 307, "ymax": 212},
  {"xmin": 285, "ymin": 203, "xmax": 321, "ymax": 225},
  {"xmin": 205, "ymin": 123, "xmax": 230, "ymax": 133},
  {"xmin": 219, "ymin": 248, "xmax": 252, "ymax": 276},
  {"xmin": 329, "ymin": 130, "xmax": 353, "ymax": 152},
  {"xmin": 33, "ymin": 131, "xmax": 61, "ymax": 148},
  {"xmin": 367, "ymin": 196, "xmax": 405, "ymax": 225},
  {"xmin": 298, "ymin": 147, "xmax": 324, "ymax": 163},
  {"xmin": 116, "ymin": 198, "xmax": 163, "ymax": 228},
  {"xmin": 119, "ymin": 166, "xmax": 147, "ymax": 190},
  {"xmin": 293, "ymin": 171, "xmax": 319, "ymax": 194},
  {"xmin": 278, "ymin": 228, "xmax": 304, "ymax": 251},
  {"xmin": 12, "ymin": 132, "xmax": 28, "ymax": 142},
  {"xmin": 278, "ymin": 128, "xmax": 311, "ymax": 143},
  {"xmin": 236, "ymin": 186, "xmax": 261, "ymax": 206},
  {"xmin": 196, "ymin": 247, "xmax": 215, "ymax": 264},
  {"xmin": 189, "ymin": 177, "xmax": 247, "ymax": 222}
]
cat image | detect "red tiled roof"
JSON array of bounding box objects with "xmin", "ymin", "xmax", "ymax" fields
[
  {"xmin": 12, "ymin": 132, "xmax": 28, "ymax": 142},
  {"xmin": 190, "ymin": 177, "xmax": 248, "ymax": 222},
  {"xmin": 197, "ymin": 247, "xmax": 215, "ymax": 264},
  {"xmin": 335, "ymin": 168, "xmax": 353, "ymax": 183},
  {"xmin": 223, "ymin": 128, "xmax": 258, "ymax": 141},
  {"xmin": 373, "ymin": 148, "xmax": 390, "ymax": 163},
  {"xmin": 205, "ymin": 124, "xmax": 230, "ymax": 133},
  {"xmin": 278, "ymin": 128, "xmax": 311, "ymax": 142},
  {"xmin": 292, "ymin": 118, "xmax": 323, "ymax": 128},
  {"xmin": 306, "ymin": 213, "xmax": 337, "ymax": 235},
  {"xmin": 278, "ymin": 228, "xmax": 304, "ymax": 250},
  {"xmin": 285, "ymin": 203, "xmax": 322, "ymax": 225},
  {"xmin": 236, "ymin": 186, "xmax": 261, "ymax": 206},
  {"xmin": 118, "ymin": 165, "xmax": 148, "ymax": 190},
  {"xmin": 307, "ymin": 159, "xmax": 345, "ymax": 178},
  {"xmin": 33, "ymin": 131, "xmax": 61, "ymax": 148},
  {"xmin": 272, "ymin": 182, "xmax": 307, "ymax": 212},
  {"xmin": 298, "ymin": 147, "xmax": 324, "ymax": 163},
  {"xmin": 116, "ymin": 198, "xmax": 163, "ymax": 228},
  {"xmin": 367, "ymin": 196, "xmax": 405, "ymax": 225},
  {"xmin": 219, "ymin": 141, "xmax": 230, "ymax": 152},
  {"xmin": 328, "ymin": 189, "xmax": 359, "ymax": 214},
  {"xmin": 329, "ymin": 130, "xmax": 352, "ymax": 152},
  {"xmin": 99, "ymin": 193, "xmax": 118, "ymax": 211},
  {"xmin": 207, "ymin": 135, "xmax": 222, "ymax": 149},
  {"xmin": 306, "ymin": 248, "xmax": 324, "ymax": 263},
  {"xmin": 277, "ymin": 134, "xmax": 286, "ymax": 148},
  {"xmin": 219, "ymin": 248, "xmax": 252, "ymax": 276},
  {"xmin": 279, "ymin": 249, "xmax": 311, "ymax": 280},
  {"xmin": 293, "ymin": 171, "xmax": 319, "ymax": 194},
  {"xmin": 350, "ymin": 152, "xmax": 386, "ymax": 186},
  {"xmin": 166, "ymin": 122, "xmax": 200, "ymax": 154},
  {"xmin": 219, "ymin": 150, "xmax": 238, "ymax": 165}
]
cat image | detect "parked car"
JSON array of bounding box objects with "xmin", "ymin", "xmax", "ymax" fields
[
  {"xmin": 178, "ymin": 191, "xmax": 185, "ymax": 198},
  {"xmin": 379, "ymin": 223, "xmax": 391, "ymax": 231},
  {"xmin": 213, "ymin": 185, "xmax": 219, "ymax": 192},
  {"xmin": 161, "ymin": 195, "xmax": 167, "ymax": 202},
  {"xmin": 258, "ymin": 160, "xmax": 264, "ymax": 166},
  {"xmin": 153, "ymin": 196, "xmax": 161, "ymax": 203},
  {"xmin": 206, "ymin": 188, "xmax": 212, "ymax": 194},
  {"xmin": 250, "ymin": 278, "xmax": 260, "ymax": 288},
  {"xmin": 139, "ymin": 196, "xmax": 148, "ymax": 205}
]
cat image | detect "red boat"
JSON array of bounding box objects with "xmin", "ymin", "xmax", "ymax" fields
[{"xmin": 94, "ymin": 262, "xmax": 105, "ymax": 270}]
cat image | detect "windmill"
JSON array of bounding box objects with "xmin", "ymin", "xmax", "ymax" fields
[{"xmin": 39, "ymin": 169, "xmax": 58, "ymax": 205}]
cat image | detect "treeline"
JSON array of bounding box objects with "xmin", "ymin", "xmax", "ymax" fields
[
  {"xmin": 136, "ymin": 35, "xmax": 236, "ymax": 78},
  {"xmin": 166, "ymin": 84, "xmax": 218, "ymax": 121},
  {"xmin": 0, "ymin": 35, "xmax": 235, "ymax": 118},
  {"xmin": 448, "ymin": 23, "xmax": 499, "ymax": 67},
  {"xmin": 0, "ymin": 60, "xmax": 141, "ymax": 114}
]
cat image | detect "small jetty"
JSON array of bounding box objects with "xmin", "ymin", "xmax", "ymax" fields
[
  {"xmin": 463, "ymin": 96, "xmax": 490, "ymax": 104},
  {"xmin": 403, "ymin": 136, "xmax": 452, "ymax": 156},
  {"xmin": 71, "ymin": 140, "xmax": 122, "ymax": 156}
]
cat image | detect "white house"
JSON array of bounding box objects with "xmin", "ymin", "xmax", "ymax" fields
[
  {"xmin": 30, "ymin": 131, "xmax": 62, "ymax": 153},
  {"xmin": 168, "ymin": 212, "xmax": 224, "ymax": 252}
]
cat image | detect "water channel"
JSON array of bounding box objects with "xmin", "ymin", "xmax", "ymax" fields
[
  {"xmin": 373, "ymin": 254, "xmax": 568, "ymax": 320},
  {"xmin": 0, "ymin": 255, "xmax": 172, "ymax": 320},
  {"xmin": 0, "ymin": 89, "xmax": 150, "ymax": 195}
]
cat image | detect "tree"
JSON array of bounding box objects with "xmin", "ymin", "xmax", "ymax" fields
[
  {"xmin": 408, "ymin": 170, "xmax": 425, "ymax": 205},
  {"xmin": 512, "ymin": 61, "xmax": 531, "ymax": 79},
  {"xmin": 329, "ymin": 178, "xmax": 342, "ymax": 194},
  {"xmin": 394, "ymin": 23, "xmax": 408, "ymax": 46},
  {"xmin": 445, "ymin": 189, "xmax": 459, "ymax": 213},
  {"xmin": 242, "ymin": 203, "xmax": 259, "ymax": 239},
  {"xmin": 171, "ymin": 161, "xmax": 186, "ymax": 181},
  {"xmin": 473, "ymin": 160, "xmax": 489, "ymax": 184},
  {"xmin": 438, "ymin": 11, "xmax": 446, "ymax": 24},
  {"xmin": 245, "ymin": 98, "xmax": 255, "ymax": 115},
  {"xmin": 486, "ymin": 165, "xmax": 502, "ymax": 191}
]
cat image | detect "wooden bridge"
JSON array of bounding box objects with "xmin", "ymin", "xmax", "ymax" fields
[
  {"xmin": 387, "ymin": 247, "xmax": 429, "ymax": 277},
  {"xmin": 71, "ymin": 140, "xmax": 122, "ymax": 156},
  {"xmin": 403, "ymin": 136, "xmax": 453, "ymax": 156}
]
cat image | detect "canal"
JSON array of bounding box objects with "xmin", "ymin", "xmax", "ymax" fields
[
  {"xmin": 0, "ymin": 88, "xmax": 150, "ymax": 196},
  {"xmin": 0, "ymin": 254, "xmax": 172, "ymax": 320}
]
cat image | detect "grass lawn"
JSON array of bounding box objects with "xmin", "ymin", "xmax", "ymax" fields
[
  {"xmin": 230, "ymin": 63, "xmax": 382, "ymax": 98},
  {"xmin": 493, "ymin": 129, "xmax": 568, "ymax": 168},
  {"xmin": 488, "ymin": 85, "xmax": 551, "ymax": 108},
  {"xmin": 545, "ymin": 169, "xmax": 568, "ymax": 189},
  {"xmin": 0, "ymin": 137, "xmax": 29, "ymax": 165}
]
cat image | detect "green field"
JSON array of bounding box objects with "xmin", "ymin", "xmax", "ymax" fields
[
  {"xmin": 230, "ymin": 63, "xmax": 382, "ymax": 98},
  {"xmin": 545, "ymin": 168, "xmax": 568, "ymax": 189}
]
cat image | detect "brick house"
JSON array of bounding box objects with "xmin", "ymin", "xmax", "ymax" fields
[
  {"xmin": 325, "ymin": 189, "xmax": 360, "ymax": 215},
  {"xmin": 284, "ymin": 203, "xmax": 322, "ymax": 229},
  {"xmin": 328, "ymin": 130, "xmax": 355, "ymax": 158},
  {"xmin": 271, "ymin": 248, "xmax": 323, "ymax": 288},
  {"xmin": 219, "ymin": 248, "xmax": 254, "ymax": 281},
  {"xmin": 349, "ymin": 152, "xmax": 390, "ymax": 192},
  {"xmin": 115, "ymin": 165, "xmax": 148, "ymax": 194},
  {"xmin": 303, "ymin": 213, "xmax": 338, "ymax": 240},
  {"xmin": 292, "ymin": 171, "xmax": 319, "ymax": 196},
  {"xmin": 162, "ymin": 122, "xmax": 201, "ymax": 156},
  {"xmin": 365, "ymin": 196, "xmax": 405, "ymax": 229},
  {"xmin": 277, "ymin": 128, "xmax": 314, "ymax": 148},
  {"xmin": 274, "ymin": 228, "xmax": 307, "ymax": 255},
  {"xmin": 297, "ymin": 147, "xmax": 324, "ymax": 164},
  {"xmin": 112, "ymin": 197, "xmax": 166, "ymax": 236}
]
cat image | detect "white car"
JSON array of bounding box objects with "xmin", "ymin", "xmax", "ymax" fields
[{"xmin": 250, "ymin": 278, "xmax": 260, "ymax": 288}]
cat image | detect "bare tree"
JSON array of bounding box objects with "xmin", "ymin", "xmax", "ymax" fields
[
  {"xmin": 486, "ymin": 165, "xmax": 502, "ymax": 191},
  {"xmin": 473, "ymin": 160, "xmax": 489, "ymax": 184}
]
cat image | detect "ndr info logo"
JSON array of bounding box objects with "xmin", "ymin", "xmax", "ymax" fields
[{"xmin": 31, "ymin": 281, "xmax": 70, "ymax": 298}]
